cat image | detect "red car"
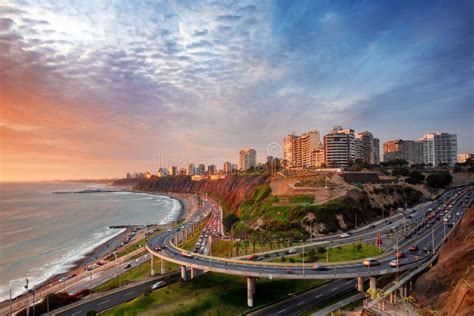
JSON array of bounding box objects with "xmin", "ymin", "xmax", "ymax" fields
[
  {"xmin": 408, "ymin": 245, "xmax": 418, "ymax": 252},
  {"xmin": 395, "ymin": 252, "xmax": 405, "ymax": 258}
]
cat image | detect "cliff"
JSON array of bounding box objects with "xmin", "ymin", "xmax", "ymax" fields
[
  {"xmin": 133, "ymin": 175, "xmax": 269, "ymax": 212},
  {"xmin": 412, "ymin": 205, "xmax": 474, "ymax": 316}
]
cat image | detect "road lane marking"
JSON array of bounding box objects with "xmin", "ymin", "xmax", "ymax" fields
[
  {"xmin": 125, "ymin": 291, "xmax": 135, "ymax": 296},
  {"xmin": 315, "ymin": 294, "xmax": 322, "ymax": 298},
  {"xmin": 330, "ymin": 287, "xmax": 339, "ymax": 291},
  {"xmin": 98, "ymin": 299, "xmax": 111, "ymax": 306},
  {"xmin": 277, "ymin": 309, "xmax": 287, "ymax": 314},
  {"xmin": 297, "ymin": 301, "xmax": 306, "ymax": 306},
  {"xmin": 72, "ymin": 311, "xmax": 82, "ymax": 316},
  {"xmin": 345, "ymin": 280, "xmax": 353, "ymax": 284}
]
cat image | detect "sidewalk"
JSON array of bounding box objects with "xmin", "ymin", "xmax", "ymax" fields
[{"xmin": 311, "ymin": 293, "xmax": 364, "ymax": 316}]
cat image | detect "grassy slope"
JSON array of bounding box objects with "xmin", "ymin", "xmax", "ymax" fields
[{"xmin": 102, "ymin": 273, "xmax": 326, "ymax": 316}]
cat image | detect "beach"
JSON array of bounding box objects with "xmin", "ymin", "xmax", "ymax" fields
[{"xmin": 0, "ymin": 182, "xmax": 188, "ymax": 304}]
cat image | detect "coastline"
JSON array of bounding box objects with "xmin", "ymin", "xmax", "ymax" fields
[{"xmin": 0, "ymin": 189, "xmax": 193, "ymax": 306}]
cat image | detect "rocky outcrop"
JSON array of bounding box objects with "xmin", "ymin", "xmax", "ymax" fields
[
  {"xmin": 133, "ymin": 175, "xmax": 269, "ymax": 212},
  {"xmin": 412, "ymin": 205, "xmax": 474, "ymax": 316}
]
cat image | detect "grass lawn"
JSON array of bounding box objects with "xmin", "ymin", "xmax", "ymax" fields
[
  {"xmin": 272, "ymin": 242, "xmax": 380, "ymax": 264},
  {"xmin": 94, "ymin": 260, "xmax": 179, "ymax": 293},
  {"xmin": 210, "ymin": 239, "xmax": 304, "ymax": 258},
  {"xmin": 102, "ymin": 272, "xmax": 326, "ymax": 316}
]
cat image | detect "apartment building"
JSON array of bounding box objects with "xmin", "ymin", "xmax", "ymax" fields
[
  {"xmin": 421, "ymin": 132, "xmax": 457, "ymax": 166},
  {"xmin": 323, "ymin": 126, "xmax": 356, "ymax": 167},
  {"xmin": 239, "ymin": 148, "xmax": 257, "ymax": 170},
  {"xmin": 283, "ymin": 130, "xmax": 321, "ymax": 168},
  {"xmin": 223, "ymin": 161, "xmax": 232, "ymax": 174}
]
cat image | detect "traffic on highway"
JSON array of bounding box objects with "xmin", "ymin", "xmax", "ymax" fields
[{"xmin": 147, "ymin": 186, "xmax": 472, "ymax": 279}]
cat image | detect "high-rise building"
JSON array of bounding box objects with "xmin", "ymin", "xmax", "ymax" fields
[
  {"xmin": 421, "ymin": 132, "xmax": 457, "ymax": 166},
  {"xmin": 239, "ymin": 148, "xmax": 257, "ymax": 170},
  {"xmin": 208, "ymin": 164, "xmax": 216, "ymax": 175},
  {"xmin": 373, "ymin": 138, "xmax": 380, "ymax": 164},
  {"xmin": 283, "ymin": 130, "xmax": 320, "ymax": 168},
  {"xmin": 168, "ymin": 166, "xmax": 178, "ymax": 176},
  {"xmin": 310, "ymin": 148, "xmax": 325, "ymax": 167},
  {"xmin": 196, "ymin": 163, "xmax": 206, "ymax": 175},
  {"xmin": 355, "ymin": 131, "xmax": 375, "ymax": 164},
  {"xmin": 383, "ymin": 139, "xmax": 422, "ymax": 164},
  {"xmin": 223, "ymin": 161, "xmax": 232, "ymax": 174},
  {"xmin": 323, "ymin": 126, "xmax": 356, "ymax": 167},
  {"xmin": 185, "ymin": 163, "xmax": 195, "ymax": 175},
  {"xmin": 458, "ymin": 153, "xmax": 473, "ymax": 163}
]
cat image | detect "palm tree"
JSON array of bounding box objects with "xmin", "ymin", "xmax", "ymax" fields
[
  {"xmin": 243, "ymin": 240, "xmax": 250, "ymax": 254},
  {"xmin": 235, "ymin": 241, "xmax": 242, "ymax": 255}
]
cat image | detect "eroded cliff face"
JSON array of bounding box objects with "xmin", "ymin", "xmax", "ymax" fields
[
  {"xmin": 412, "ymin": 205, "xmax": 474, "ymax": 316},
  {"xmin": 133, "ymin": 175, "xmax": 269, "ymax": 212}
]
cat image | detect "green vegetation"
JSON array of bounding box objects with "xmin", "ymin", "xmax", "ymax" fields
[
  {"xmin": 288, "ymin": 194, "xmax": 314, "ymax": 204},
  {"xmin": 272, "ymin": 242, "xmax": 380, "ymax": 263},
  {"xmin": 406, "ymin": 171, "xmax": 425, "ymax": 184},
  {"xmin": 112, "ymin": 241, "xmax": 146, "ymax": 260},
  {"xmin": 301, "ymin": 289, "xmax": 360, "ymax": 316},
  {"xmin": 102, "ymin": 273, "xmax": 326, "ymax": 316},
  {"xmin": 94, "ymin": 260, "xmax": 179, "ymax": 292},
  {"xmin": 426, "ymin": 172, "xmax": 453, "ymax": 188}
]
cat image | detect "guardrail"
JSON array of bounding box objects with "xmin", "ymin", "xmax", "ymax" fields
[{"xmin": 365, "ymin": 200, "xmax": 464, "ymax": 309}]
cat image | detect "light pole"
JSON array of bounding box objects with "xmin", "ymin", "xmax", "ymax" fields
[
  {"xmin": 9, "ymin": 287, "xmax": 12, "ymax": 316},
  {"xmin": 25, "ymin": 278, "xmax": 29, "ymax": 316},
  {"xmin": 114, "ymin": 252, "xmax": 121, "ymax": 287},
  {"xmin": 300, "ymin": 233, "xmax": 305, "ymax": 277}
]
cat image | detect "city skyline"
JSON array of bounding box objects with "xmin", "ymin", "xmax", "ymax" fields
[{"xmin": 1, "ymin": 0, "xmax": 473, "ymax": 181}]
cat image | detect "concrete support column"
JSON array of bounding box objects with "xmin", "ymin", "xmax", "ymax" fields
[
  {"xmin": 409, "ymin": 280, "xmax": 413, "ymax": 292},
  {"xmin": 150, "ymin": 255, "xmax": 156, "ymax": 276},
  {"xmin": 160, "ymin": 258, "xmax": 166, "ymax": 275},
  {"xmin": 181, "ymin": 266, "xmax": 188, "ymax": 281},
  {"xmin": 357, "ymin": 276, "xmax": 364, "ymax": 291},
  {"xmin": 247, "ymin": 277, "xmax": 255, "ymax": 307},
  {"xmin": 191, "ymin": 268, "xmax": 202, "ymax": 279},
  {"xmin": 404, "ymin": 285, "xmax": 408, "ymax": 298},
  {"xmin": 251, "ymin": 277, "xmax": 256, "ymax": 296},
  {"xmin": 369, "ymin": 277, "xmax": 376, "ymax": 290}
]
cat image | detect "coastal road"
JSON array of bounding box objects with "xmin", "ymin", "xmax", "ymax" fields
[
  {"xmin": 147, "ymin": 186, "xmax": 472, "ymax": 280},
  {"xmin": 52, "ymin": 272, "xmax": 180, "ymax": 316},
  {"xmin": 247, "ymin": 279, "xmax": 356, "ymax": 316}
]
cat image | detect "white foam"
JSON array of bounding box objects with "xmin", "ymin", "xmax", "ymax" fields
[{"xmin": 0, "ymin": 227, "xmax": 125, "ymax": 301}]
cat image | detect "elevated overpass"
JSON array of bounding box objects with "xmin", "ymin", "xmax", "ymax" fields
[{"xmin": 147, "ymin": 186, "xmax": 472, "ymax": 306}]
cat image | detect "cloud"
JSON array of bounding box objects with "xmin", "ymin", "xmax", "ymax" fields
[{"xmin": 0, "ymin": 0, "xmax": 473, "ymax": 181}]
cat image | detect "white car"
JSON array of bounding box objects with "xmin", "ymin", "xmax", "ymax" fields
[
  {"xmin": 340, "ymin": 232, "xmax": 351, "ymax": 238},
  {"xmin": 151, "ymin": 280, "xmax": 166, "ymax": 290}
]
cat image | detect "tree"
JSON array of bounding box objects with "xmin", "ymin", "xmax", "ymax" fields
[
  {"xmin": 406, "ymin": 171, "xmax": 425, "ymax": 184},
  {"xmin": 426, "ymin": 172, "xmax": 453, "ymax": 188},
  {"xmin": 224, "ymin": 214, "xmax": 240, "ymax": 231}
]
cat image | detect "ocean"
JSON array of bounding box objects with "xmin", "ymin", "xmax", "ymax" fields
[{"xmin": 0, "ymin": 182, "xmax": 181, "ymax": 301}]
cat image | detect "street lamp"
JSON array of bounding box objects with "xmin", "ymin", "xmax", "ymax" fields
[{"xmin": 300, "ymin": 233, "xmax": 305, "ymax": 277}]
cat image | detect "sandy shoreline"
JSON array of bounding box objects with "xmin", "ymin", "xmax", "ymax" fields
[{"xmin": 1, "ymin": 190, "xmax": 195, "ymax": 306}]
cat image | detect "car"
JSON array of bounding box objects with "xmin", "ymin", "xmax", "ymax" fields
[
  {"xmin": 154, "ymin": 246, "xmax": 161, "ymax": 251},
  {"xmin": 423, "ymin": 247, "xmax": 431, "ymax": 253},
  {"xmin": 256, "ymin": 256, "xmax": 264, "ymax": 261},
  {"xmin": 443, "ymin": 217, "xmax": 449, "ymax": 222},
  {"xmin": 124, "ymin": 263, "xmax": 132, "ymax": 270},
  {"xmin": 389, "ymin": 260, "xmax": 401, "ymax": 267},
  {"xmin": 311, "ymin": 264, "xmax": 327, "ymax": 271},
  {"xmin": 182, "ymin": 252, "xmax": 193, "ymax": 258},
  {"xmin": 408, "ymin": 245, "xmax": 418, "ymax": 252},
  {"xmin": 287, "ymin": 248, "xmax": 297, "ymax": 254},
  {"xmin": 151, "ymin": 280, "xmax": 166, "ymax": 290},
  {"xmin": 246, "ymin": 255, "xmax": 255, "ymax": 260},
  {"xmin": 369, "ymin": 224, "xmax": 376, "ymax": 229},
  {"xmin": 363, "ymin": 258, "xmax": 379, "ymax": 267},
  {"xmin": 395, "ymin": 252, "xmax": 405, "ymax": 258},
  {"xmin": 340, "ymin": 232, "xmax": 351, "ymax": 238},
  {"xmin": 286, "ymin": 269, "xmax": 293, "ymax": 274},
  {"xmin": 447, "ymin": 223, "xmax": 454, "ymax": 227}
]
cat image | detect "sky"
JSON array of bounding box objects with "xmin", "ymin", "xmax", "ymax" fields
[{"xmin": 1, "ymin": 0, "xmax": 473, "ymax": 181}]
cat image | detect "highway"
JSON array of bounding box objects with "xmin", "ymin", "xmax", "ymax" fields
[
  {"xmin": 53, "ymin": 272, "xmax": 180, "ymax": 315},
  {"xmin": 147, "ymin": 186, "xmax": 472, "ymax": 280},
  {"xmin": 248, "ymin": 279, "xmax": 356, "ymax": 316}
]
